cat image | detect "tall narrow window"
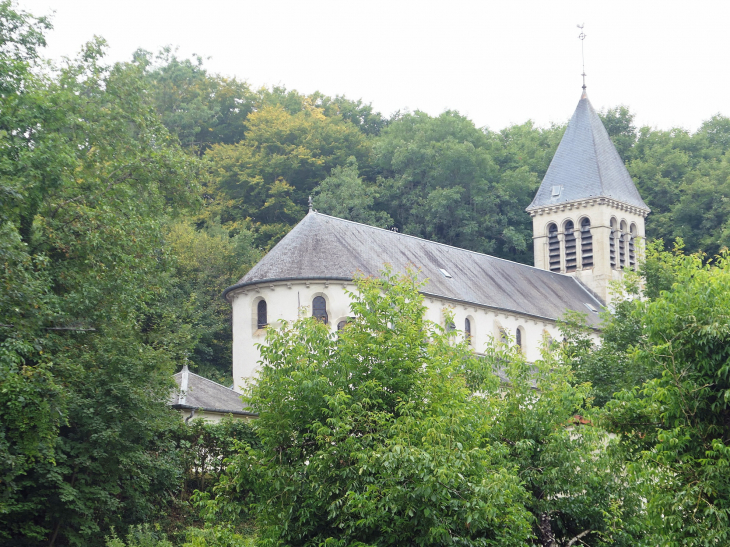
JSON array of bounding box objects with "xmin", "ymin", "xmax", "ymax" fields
[
  {"xmin": 257, "ymin": 300, "xmax": 268, "ymax": 329},
  {"xmin": 312, "ymin": 296, "xmax": 328, "ymax": 324},
  {"xmin": 610, "ymin": 218, "xmax": 617, "ymax": 269},
  {"xmin": 465, "ymin": 318, "xmax": 471, "ymax": 343},
  {"xmin": 629, "ymin": 223, "xmax": 637, "ymax": 270},
  {"xmin": 564, "ymin": 220, "xmax": 577, "ymax": 272},
  {"xmin": 580, "ymin": 218, "xmax": 593, "ymax": 269},
  {"xmin": 516, "ymin": 327, "xmax": 522, "ymax": 348},
  {"xmin": 548, "ymin": 223, "xmax": 560, "ymax": 272},
  {"xmin": 619, "ymin": 220, "xmax": 627, "ymax": 268}
]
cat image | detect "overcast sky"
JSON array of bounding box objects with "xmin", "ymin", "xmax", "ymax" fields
[{"xmin": 19, "ymin": 0, "xmax": 730, "ymax": 132}]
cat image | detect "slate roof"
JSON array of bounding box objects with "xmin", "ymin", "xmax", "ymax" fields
[
  {"xmin": 223, "ymin": 212, "xmax": 605, "ymax": 326},
  {"xmin": 170, "ymin": 366, "xmax": 254, "ymax": 416},
  {"xmin": 527, "ymin": 90, "xmax": 649, "ymax": 212}
]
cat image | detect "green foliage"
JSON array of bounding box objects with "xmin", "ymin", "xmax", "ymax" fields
[
  {"xmin": 478, "ymin": 338, "xmax": 645, "ymax": 545},
  {"xmin": 206, "ymin": 101, "xmax": 372, "ymax": 248},
  {"xmin": 165, "ymin": 220, "xmax": 260, "ymax": 382},
  {"xmin": 174, "ymin": 417, "xmax": 258, "ymax": 495},
  {"xmin": 605, "ymin": 251, "xmax": 730, "ymax": 545},
  {"xmin": 106, "ymin": 525, "xmax": 174, "ymax": 547},
  {"xmin": 139, "ymin": 48, "xmax": 256, "ymax": 155},
  {"xmin": 0, "ymin": 5, "xmax": 199, "ymax": 544},
  {"xmin": 374, "ymin": 112, "xmax": 563, "ymax": 262},
  {"xmin": 207, "ymin": 270, "xmax": 532, "ymax": 546},
  {"xmin": 312, "ymin": 157, "xmax": 392, "ymax": 227},
  {"xmin": 182, "ymin": 525, "xmax": 255, "ymax": 547}
]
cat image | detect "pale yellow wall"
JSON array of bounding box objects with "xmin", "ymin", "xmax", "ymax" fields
[
  {"xmin": 229, "ymin": 279, "xmax": 598, "ymax": 392},
  {"xmin": 530, "ymin": 198, "xmax": 647, "ymax": 304},
  {"xmin": 176, "ymin": 409, "xmax": 252, "ymax": 423}
]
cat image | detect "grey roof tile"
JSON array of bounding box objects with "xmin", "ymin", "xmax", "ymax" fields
[
  {"xmin": 224, "ymin": 212, "xmax": 605, "ymax": 327},
  {"xmin": 170, "ymin": 366, "xmax": 252, "ymax": 415},
  {"xmin": 527, "ymin": 91, "xmax": 649, "ymax": 211}
]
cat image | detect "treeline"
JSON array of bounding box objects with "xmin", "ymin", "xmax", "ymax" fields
[
  {"xmin": 2, "ymin": 1, "xmax": 730, "ymax": 544},
  {"xmin": 142, "ymin": 49, "xmax": 730, "ymax": 261}
]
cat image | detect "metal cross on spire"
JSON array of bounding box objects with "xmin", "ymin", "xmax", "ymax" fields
[{"xmin": 577, "ymin": 24, "xmax": 587, "ymax": 90}]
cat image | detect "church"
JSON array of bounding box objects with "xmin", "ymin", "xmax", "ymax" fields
[{"xmin": 222, "ymin": 89, "xmax": 650, "ymax": 392}]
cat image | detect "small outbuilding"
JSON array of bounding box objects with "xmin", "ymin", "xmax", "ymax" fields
[{"xmin": 169, "ymin": 365, "xmax": 255, "ymax": 423}]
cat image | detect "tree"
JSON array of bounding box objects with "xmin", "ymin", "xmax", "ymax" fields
[
  {"xmin": 205, "ymin": 101, "xmax": 372, "ymax": 248},
  {"xmin": 312, "ymin": 157, "xmax": 392, "ymax": 228},
  {"xmin": 208, "ymin": 270, "xmax": 533, "ymax": 546},
  {"xmin": 476, "ymin": 338, "xmax": 645, "ymax": 546},
  {"xmin": 605, "ymin": 249, "xmax": 730, "ymax": 545},
  {"xmin": 164, "ymin": 220, "xmax": 260, "ymax": 383},
  {"xmin": 0, "ymin": 6, "xmax": 200, "ymax": 542},
  {"xmin": 374, "ymin": 111, "xmax": 562, "ymax": 263},
  {"xmin": 140, "ymin": 48, "xmax": 257, "ymax": 155}
]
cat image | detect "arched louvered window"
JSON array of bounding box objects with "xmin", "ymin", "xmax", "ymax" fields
[
  {"xmin": 619, "ymin": 220, "xmax": 628, "ymax": 268},
  {"xmin": 629, "ymin": 223, "xmax": 637, "ymax": 269},
  {"xmin": 580, "ymin": 218, "xmax": 593, "ymax": 269},
  {"xmin": 548, "ymin": 223, "xmax": 560, "ymax": 272},
  {"xmin": 312, "ymin": 296, "xmax": 328, "ymax": 324},
  {"xmin": 516, "ymin": 327, "xmax": 522, "ymax": 348},
  {"xmin": 610, "ymin": 218, "xmax": 618, "ymax": 269},
  {"xmin": 564, "ymin": 220, "xmax": 577, "ymax": 272},
  {"xmin": 257, "ymin": 300, "xmax": 268, "ymax": 329},
  {"xmin": 465, "ymin": 318, "xmax": 472, "ymax": 343}
]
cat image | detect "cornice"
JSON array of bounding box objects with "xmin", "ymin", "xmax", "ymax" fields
[{"xmin": 527, "ymin": 197, "xmax": 650, "ymax": 218}]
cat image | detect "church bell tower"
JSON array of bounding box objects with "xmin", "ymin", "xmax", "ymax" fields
[{"xmin": 526, "ymin": 90, "xmax": 650, "ymax": 304}]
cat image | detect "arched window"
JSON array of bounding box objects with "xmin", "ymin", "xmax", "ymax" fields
[
  {"xmin": 516, "ymin": 327, "xmax": 522, "ymax": 348},
  {"xmin": 548, "ymin": 223, "xmax": 560, "ymax": 272},
  {"xmin": 610, "ymin": 218, "xmax": 618, "ymax": 269},
  {"xmin": 629, "ymin": 223, "xmax": 637, "ymax": 269},
  {"xmin": 337, "ymin": 320, "xmax": 348, "ymax": 331},
  {"xmin": 465, "ymin": 318, "xmax": 472, "ymax": 343},
  {"xmin": 257, "ymin": 300, "xmax": 267, "ymax": 329},
  {"xmin": 619, "ymin": 220, "xmax": 628, "ymax": 268},
  {"xmin": 500, "ymin": 328, "xmax": 508, "ymax": 345},
  {"xmin": 580, "ymin": 218, "xmax": 593, "ymax": 269},
  {"xmin": 312, "ymin": 296, "xmax": 328, "ymax": 324},
  {"xmin": 564, "ymin": 220, "xmax": 577, "ymax": 272},
  {"xmin": 446, "ymin": 320, "xmax": 456, "ymax": 333}
]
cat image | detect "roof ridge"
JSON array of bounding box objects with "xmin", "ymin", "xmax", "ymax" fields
[{"xmin": 176, "ymin": 368, "xmax": 239, "ymax": 392}]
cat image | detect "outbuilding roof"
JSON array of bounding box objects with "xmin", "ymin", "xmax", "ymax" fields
[
  {"xmin": 527, "ymin": 90, "xmax": 649, "ymax": 212},
  {"xmin": 170, "ymin": 365, "xmax": 254, "ymax": 416},
  {"xmin": 224, "ymin": 211, "xmax": 605, "ymax": 326}
]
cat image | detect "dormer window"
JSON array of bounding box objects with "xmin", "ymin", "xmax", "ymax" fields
[
  {"xmin": 312, "ymin": 296, "xmax": 328, "ymax": 325},
  {"xmin": 257, "ymin": 300, "xmax": 268, "ymax": 329}
]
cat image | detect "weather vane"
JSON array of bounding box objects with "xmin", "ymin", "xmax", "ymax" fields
[{"xmin": 577, "ymin": 24, "xmax": 587, "ymax": 90}]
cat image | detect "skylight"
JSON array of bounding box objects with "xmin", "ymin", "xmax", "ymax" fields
[
  {"xmin": 438, "ymin": 268, "xmax": 452, "ymax": 278},
  {"xmin": 552, "ymin": 185, "xmax": 562, "ymax": 197},
  {"xmin": 584, "ymin": 302, "xmax": 598, "ymax": 313}
]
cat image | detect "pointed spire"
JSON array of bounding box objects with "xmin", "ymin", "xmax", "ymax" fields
[
  {"xmin": 526, "ymin": 91, "xmax": 649, "ymax": 212},
  {"xmin": 308, "ymin": 195, "xmax": 313, "ymax": 213}
]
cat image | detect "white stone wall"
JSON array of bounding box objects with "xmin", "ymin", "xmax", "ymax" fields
[
  {"xmin": 530, "ymin": 198, "xmax": 647, "ymax": 304},
  {"xmin": 229, "ymin": 279, "xmax": 598, "ymax": 392}
]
